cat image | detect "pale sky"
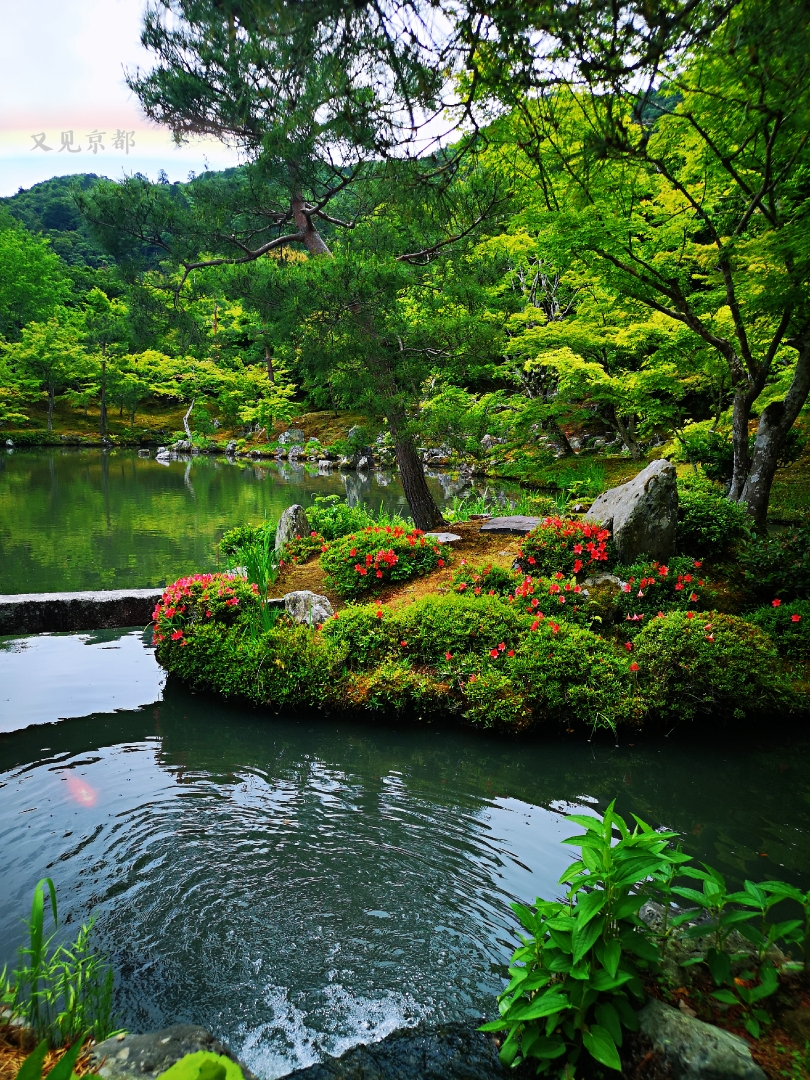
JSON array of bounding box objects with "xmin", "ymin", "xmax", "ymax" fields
[{"xmin": 0, "ymin": 0, "xmax": 241, "ymax": 197}]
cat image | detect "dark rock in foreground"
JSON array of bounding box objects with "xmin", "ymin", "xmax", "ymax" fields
[
  {"xmin": 90, "ymin": 1025, "xmax": 256, "ymax": 1080},
  {"xmin": 284, "ymin": 1022, "xmax": 509, "ymax": 1080},
  {"xmin": 0, "ymin": 588, "xmax": 162, "ymax": 635},
  {"xmin": 638, "ymin": 999, "xmax": 766, "ymax": 1080}
]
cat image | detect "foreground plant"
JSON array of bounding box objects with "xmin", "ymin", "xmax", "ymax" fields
[
  {"xmin": 480, "ymin": 803, "xmax": 686, "ymax": 1074},
  {"xmin": 2, "ymin": 879, "xmax": 116, "ymax": 1048}
]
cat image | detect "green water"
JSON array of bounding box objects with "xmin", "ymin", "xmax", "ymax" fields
[
  {"xmin": 0, "ymin": 449, "xmax": 503, "ymax": 594},
  {"xmin": 1, "ymin": 631, "xmax": 810, "ymax": 1077}
]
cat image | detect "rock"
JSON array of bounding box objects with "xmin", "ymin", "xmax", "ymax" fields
[
  {"xmin": 782, "ymin": 1006, "xmax": 810, "ymax": 1045},
  {"xmin": 5, "ymin": 438, "xmax": 14, "ymax": 447},
  {"xmin": 479, "ymin": 515, "xmax": 541, "ymax": 535},
  {"xmin": 318, "ymin": 459, "xmax": 334, "ymax": 471},
  {"xmin": 277, "ymin": 429, "xmax": 306, "ymax": 445},
  {"xmin": 585, "ymin": 458, "xmax": 678, "ymax": 562},
  {"xmin": 275, "ymin": 504, "xmax": 311, "ymax": 551},
  {"xmin": 424, "ymin": 532, "xmax": 462, "ymax": 544},
  {"xmin": 480, "ymin": 434, "xmax": 506, "ymax": 451},
  {"xmin": 347, "ymin": 425, "xmax": 364, "ymax": 441},
  {"xmin": 284, "ymin": 590, "xmax": 334, "ymax": 626},
  {"xmin": 138, "ymin": 449, "xmax": 151, "ymax": 457},
  {"xmin": 225, "ymin": 441, "xmax": 237, "ymax": 455},
  {"xmin": 89, "ymin": 1025, "xmax": 254, "ymax": 1080},
  {"xmin": 339, "ymin": 453, "xmax": 360, "ymax": 470},
  {"xmin": 582, "ymin": 573, "xmax": 624, "ymax": 588},
  {"xmin": 638, "ymin": 998, "xmax": 766, "ymax": 1080},
  {"xmin": 357, "ymin": 456, "xmax": 372, "ymax": 471},
  {"xmin": 283, "ymin": 1021, "xmax": 509, "ymax": 1080}
]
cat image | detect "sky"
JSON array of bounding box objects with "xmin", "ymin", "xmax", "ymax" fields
[{"xmin": 0, "ymin": 0, "xmax": 242, "ymax": 197}]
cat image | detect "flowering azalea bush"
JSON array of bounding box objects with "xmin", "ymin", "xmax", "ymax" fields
[
  {"xmin": 279, "ymin": 531, "xmax": 327, "ymax": 567},
  {"xmin": 632, "ymin": 611, "xmax": 788, "ymax": 723},
  {"xmin": 613, "ymin": 556, "xmax": 710, "ymax": 637},
  {"xmin": 747, "ymin": 599, "xmax": 810, "ymax": 660},
  {"xmin": 514, "ymin": 517, "xmax": 610, "ymax": 578},
  {"xmin": 320, "ymin": 525, "xmax": 446, "ymax": 599},
  {"xmin": 152, "ymin": 573, "xmax": 258, "ymax": 647},
  {"xmin": 451, "ymin": 562, "xmax": 519, "ymax": 598}
]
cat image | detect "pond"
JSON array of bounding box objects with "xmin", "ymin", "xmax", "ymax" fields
[
  {"xmin": 1, "ymin": 631, "xmax": 810, "ymax": 1078},
  {"xmin": 0, "ymin": 449, "xmax": 515, "ymax": 595}
]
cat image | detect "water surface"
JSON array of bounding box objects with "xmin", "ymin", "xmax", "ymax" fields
[
  {"xmin": 1, "ymin": 632, "xmax": 809, "ymax": 1077},
  {"xmin": 0, "ymin": 449, "xmax": 506, "ymax": 594}
]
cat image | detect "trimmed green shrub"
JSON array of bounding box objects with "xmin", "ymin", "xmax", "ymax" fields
[
  {"xmin": 677, "ymin": 478, "xmax": 750, "ymax": 556},
  {"xmin": 391, "ymin": 593, "xmax": 532, "ymax": 664},
  {"xmin": 460, "ymin": 669, "xmax": 532, "ymax": 730},
  {"xmin": 306, "ymin": 494, "xmax": 379, "ymax": 540},
  {"xmin": 514, "ymin": 517, "xmax": 611, "ymax": 578},
  {"xmin": 632, "ymin": 610, "xmax": 787, "ymax": 723},
  {"xmin": 152, "ymin": 573, "xmax": 260, "ymax": 646},
  {"xmin": 320, "ymin": 604, "xmax": 399, "ymax": 668},
  {"xmin": 219, "ymin": 522, "xmax": 273, "ymax": 558},
  {"xmin": 320, "ymin": 525, "xmax": 446, "ymax": 599},
  {"xmin": 747, "ymin": 599, "xmax": 810, "ymax": 659},
  {"xmin": 739, "ymin": 521, "xmax": 810, "ymax": 603},
  {"xmin": 343, "ymin": 660, "xmax": 451, "ymax": 719},
  {"xmin": 279, "ymin": 531, "xmax": 327, "ymax": 567}
]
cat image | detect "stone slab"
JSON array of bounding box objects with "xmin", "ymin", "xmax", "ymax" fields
[
  {"xmin": 424, "ymin": 532, "xmax": 462, "ymax": 543},
  {"xmin": 478, "ymin": 516, "xmax": 541, "ymax": 535},
  {"xmin": 0, "ymin": 588, "xmax": 164, "ymax": 635}
]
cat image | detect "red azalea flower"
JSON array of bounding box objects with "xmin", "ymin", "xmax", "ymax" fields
[
  {"xmin": 376, "ymin": 570, "xmax": 383, "ymax": 578},
  {"xmin": 624, "ymin": 641, "xmax": 633, "ymax": 651},
  {"xmin": 694, "ymin": 561, "xmax": 702, "ymax": 568},
  {"xmin": 445, "ymin": 651, "xmax": 453, "ymax": 660},
  {"xmin": 689, "ymin": 592, "xmax": 698, "ymax": 602},
  {"xmin": 686, "ymin": 612, "xmax": 695, "ymax": 619},
  {"xmin": 376, "ymin": 610, "xmax": 383, "ymax": 619},
  {"xmin": 629, "ymin": 662, "xmax": 640, "ymax": 672},
  {"xmin": 498, "ymin": 642, "xmax": 506, "ymax": 651},
  {"xmin": 791, "ymin": 614, "xmax": 801, "ymax": 622},
  {"xmin": 507, "ymin": 649, "xmax": 514, "ymax": 657},
  {"xmin": 438, "ymin": 559, "xmax": 445, "ymax": 567},
  {"xmin": 171, "ymin": 629, "xmax": 184, "ymax": 640},
  {"xmin": 490, "ymin": 648, "xmax": 499, "ymax": 658},
  {"xmin": 400, "ymin": 640, "xmax": 408, "ymax": 647},
  {"xmin": 772, "ymin": 598, "xmax": 781, "ymax": 607}
]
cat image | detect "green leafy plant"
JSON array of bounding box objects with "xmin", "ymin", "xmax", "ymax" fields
[
  {"xmin": 305, "ymin": 494, "xmax": 379, "ymax": 540},
  {"xmin": 14, "ymin": 1036, "xmax": 85, "ymax": 1080},
  {"xmin": 613, "ymin": 557, "xmax": 710, "ymax": 637},
  {"xmin": 156, "ymin": 1051, "xmax": 245, "ymax": 1080},
  {"xmin": 480, "ymin": 803, "xmax": 685, "ymax": 1075},
  {"xmin": 677, "ymin": 477, "xmax": 751, "ymax": 557},
  {"xmin": 747, "ymin": 600, "xmax": 810, "ymax": 659},
  {"xmin": 739, "ymin": 523, "xmax": 810, "ymax": 603},
  {"xmin": 451, "ymin": 562, "xmax": 519, "ymax": 597},
  {"xmin": 3, "ymin": 879, "xmax": 116, "ymax": 1048},
  {"xmin": 278, "ymin": 531, "xmax": 327, "ymax": 568}
]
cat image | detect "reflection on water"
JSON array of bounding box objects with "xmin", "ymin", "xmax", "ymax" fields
[
  {"xmin": 0, "ymin": 449, "xmax": 520, "ymax": 594},
  {"xmin": 1, "ymin": 634, "xmax": 809, "ymax": 1078}
]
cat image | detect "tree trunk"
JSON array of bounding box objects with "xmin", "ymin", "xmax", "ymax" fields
[
  {"xmin": 739, "ymin": 346, "xmax": 810, "ymax": 530},
  {"xmin": 386, "ymin": 405, "xmax": 446, "ymax": 531},
  {"xmin": 99, "ymin": 360, "xmax": 107, "ymax": 437},
  {"xmin": 47, "ymin": 383, "xmax": 54, "ymax": 432},
  {"xmin": 547, "ymin": 419, "xmax": 574, "ymax": 456},
  {"xmin": 729, "ymin": 385, "xmax": 756, "ymax": 502},
  {"xmin": 265, "ymin": 344, "xmax": 275, "ymax": 384},
  {"xmin": 183, "ymin": 399, "xmax": 194, "ymax": 439},
  {"xmin": 291, "ymin": 197, "xmax": 332, "ymax": 256},
  {"xmin": 612, "ymin": 410, "xmax": 644, "ymax": 461}
]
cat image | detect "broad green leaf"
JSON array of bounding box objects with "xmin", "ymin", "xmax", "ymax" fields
[
  {"xmin": 595, "ymin": 1002, "xmax": 623, "ymax": 1047},
  {"xmin": 15, "ymin": 1041, "xmax": 49, "ymax": 1080},
  {"xmin": 601, "ymin": 938, "xmax": 622, "ymax": 979},
  {"xmin": 527, "ymin": 1036, "xmax": 566, "ymax": 1060},
  {"xmin": 44, "ymin": 1040, "xmax": 85, "ymax": 1080},
  {"xmin": 575, "ymin": 890, "xmax": 607, "ymax": 926},
  {"xmin": 591, "ymin": 969, "xmax": 634, "ymax": 992},
  {"xmin": 514, "ymin": 992, "xmax": 570, "ymax": 1022},
  {"xmin": 479, "ymin": 1018, "xmax": 510, "ymax": 1032},
  {"xmin": 583, "ymin": 1025, "xmax": 622, "ymax": 1071},
  {"xmin": 671, "ymin": 886, "xmax": 710, "ymax": 906},
  {"xmin": 573, "ymin": 915, "xmax": 604, "ymax": 964},
  {"xmin": 711, "ymin": 988, "xmax": 739, "ymax": 1005}
]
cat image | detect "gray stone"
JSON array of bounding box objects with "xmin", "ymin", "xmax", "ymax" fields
[
  {"xmin": 638, "ymin": 998, "xmax": 766, "ymax": 1080},
  {"xmin": 480, "ymin": 434, "xmax": 506, "ymax": 451},
  {"xmin": 424, "ymin": 532, "xmax": 462, "ymax": 544},
  {"xmin": 0, "ymin": 588, "xmax": 164, "ymax": 635},
  {"xmin": 173, "ymin": 439, "xmax": 192, "ymax": 451},
  {"xmin": 225, "ymin": 441, "xmax": 237, "ymax": 455},
  {"xmin": 283, "ymin": 1021, "xmax": 508, "ymax": 1080},
  {"xmin": 277, "ymin": 429, "xmax": 306, "ymax": 445},
  {"xmin": 284, "ymin": 590, "xmax": 334, "ymax": 626},
  {"xmin": 585, "ymin": 458, "xmax": 678, "ymax": 562},
  {"xmin": 479, "ymin": 515, "xmax": 541, "ymax": 535},
  {"xmin": 90, "ymin": 1024, "xmax": 254, "ymax": 1080},
  {"xmin": 138, "ymin": 449, "xmax": 151, "ymax": 457},
  {"xmin": 318, "ymin": 459, "xmax": 334, "ymax": 470},
  {"xmin": 357, "ymin": 456, "xmax": 372, "ymax": 471},
  {"xmin": 275, "ymin": 504, "xmax": 311, "ymax": 551},
  {"xmin": 5, "ymin": 438, "xmax": 13, "ymax": 447}
]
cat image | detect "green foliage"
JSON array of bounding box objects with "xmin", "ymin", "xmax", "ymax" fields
[
  {"xmin": 279, "ymin": 532, "xmax": 327, "ymax": 567},
  {"xmin": 739, "ymin": 523, "xmax": 810, "ymax": 603},
  {"xmin": 219, "ymin": 522, "xmax": 274, "ymax": 558},
  {"xmin": 746, "ymin": 600, "xmax": 810, "ymax": 660},
  {"xmin": 305, "ymin": 494, "xmax": 379, "ymax": 540},
  {"xmin": 514, "ymin": 518, "xmax": 611, "ymax": 578},
  {"xmin": 677, "ymin": 477, "xmax": 751, "ymax": 557},
  {"xmin": 0, "ymin": 213, "xmax": 70, "ymax": 341},
  {"xmin": 632, "ymin": 611, "xmax": 788, "ymax": 724},
  {"xmin": 388, "ymin": 593, "xmax": 532, "ymax": 665},
  {"xmin": 2, "ymin": 879, "xmax": 116, "ymax": 1048},
  {"xmin": 480, "ymin": 802, "xmax": 683, "ymax": 1075},
  {"xmin": 152, "ymin": 573, "xmax": 262, "ymax": 647},
  {"xmin": 156, "ymin": 1051, "xmax": 245, "ymax": 1080},
  {"xmin": 451, "ymin": 562, "xmax": 519, "ymax": 598},
  {"xmin": 320, "ymin": 526, "xmax": 446, "ymax": 599},
  {"xmin": 675, "ymin": 428, "xmax": 735, "ymax": 483}
]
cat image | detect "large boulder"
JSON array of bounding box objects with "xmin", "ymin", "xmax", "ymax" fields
[
  {"xmin": 585, "ymin": 458, "xmax": 677, "ymax": 562},
  {"xmin": 637, "ymin": 998, "xmax": 766, "ymax": 1080},
  {"xmin": 284, "ymin": 590, "xmax": 334, "ymax": 625},
  {"xmin": 275, "ymin": 504, "xmax": 311, "ymax": 552},
  {"xmin": 89, "ymin": 1025, "xmax": 254, "ymax": 1080}
]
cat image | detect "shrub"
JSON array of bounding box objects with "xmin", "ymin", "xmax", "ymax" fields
[
  {"xmin": 505, "ymin": 621, "xmax": 633, "ymax": 729},
  {"xmin": 460, "ymin": 669, "xmax": 532, "ymax": 730},
  {"xmin": 320, "ymin": 525, "xmax": 446, "ymax": 599},
  {"xmin": 514, "ymin": 517, "xmax": 610, "ymax": 578},
  {"xmin": 451, "ymin": 562, "xmax": 519, "ymax": 598},
  {"xmin": 306, "ymin": 494, "xmax": 379, "ymax": 540},
  {"xmin": 612, "ymin": 556, "xmax": 711, "ymax": 637},
  {"xmin": 391, "ymin": 593, "xmax": 532, "ymax": 664},
  {"xmin": 152, "ymin": 573, "xmax": 259, "ymax": 647},
  {"xmin": 632, "ymin": 610, "xmax": 788, "ymax": 724},
  {"xmin": 747, "ymin": 599, "xmax": 810, "ymax": 660},
  {"xmin": 320, "ymin": 604, "xmax": 399, "ymax": 668},
  {"xmin": 343, "ymin": 660, "xmax": 450, "ymax": 719},
  {"xmin": 279, "ymin": 531, "xmax": 327, "ymax": 567},
  {"xmin": 739, "ymin": 521, "xmax": 810, "ymax": 603},
  {"xmin": 219, "ymin": 521, "xmax": 273, "ymax": 558},
  {"xmin": 677, "ymin": 477, "xmax": 750, "ymax": 556}
]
